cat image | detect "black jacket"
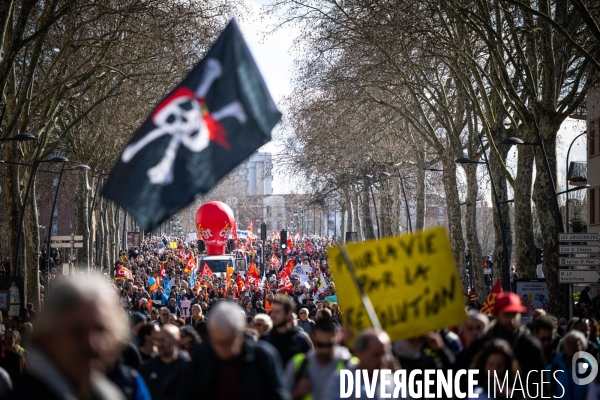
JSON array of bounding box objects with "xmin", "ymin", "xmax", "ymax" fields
[
  {"xmin": 7, "ymin": 370, "xmax": 125, "ymax": 400},
  {"xmin": 140, "ymin": 351, "xmax": 191, "ymax": 400},
  {"xmin": 188, "ymin": 339, "xmax": 290, "ymax": 400},
  {"xmin": 260, "ymin": 326, "xmax": 312, "ymax": 366}
]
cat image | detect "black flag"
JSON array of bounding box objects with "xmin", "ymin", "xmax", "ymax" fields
[{"xmin": 102, "ymin": 19, "xmax": 281, "ymax": 231}]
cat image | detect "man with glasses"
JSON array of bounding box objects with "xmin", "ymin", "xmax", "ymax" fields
[
  {"xmin": 286, "ymin": 318, "xmax": 353, "ymax": 400},
  {"xmin": 156, "ymin": 308, "xmax": 170, "ymax": 326}
]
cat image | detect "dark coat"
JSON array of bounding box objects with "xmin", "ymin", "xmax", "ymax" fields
[
  {"xmin": 260, "ymin": 326, "xmax": 312, "ymax": 366},
  {"xmin": 7, "ymin": 370, "xmax": 125, "ymax": 400},
  {"xmin": 140, "ymin": 351, "xmax": 191, "ymax": 400},
  {"xmin": 188, "ymin": 339, "xmax": 290, "ymax": 400}
]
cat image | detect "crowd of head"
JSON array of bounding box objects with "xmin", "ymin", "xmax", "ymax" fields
[{"xmin": 0, "ymin": 235, "xmax": 599, "ymax": 399}]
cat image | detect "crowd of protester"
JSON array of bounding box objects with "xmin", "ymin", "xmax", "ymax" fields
[{"xmin": 0, "ymin": 234, "xmax": 599, "ymax": 399}]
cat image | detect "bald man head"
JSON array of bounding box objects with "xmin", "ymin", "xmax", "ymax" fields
[
  {"xmin": 156, "ymin": 324, "xmax": 181, "ymax": 361},
  {"xmin": 354, "ymin": 329, "xmax": 391, "ymax": 374}
]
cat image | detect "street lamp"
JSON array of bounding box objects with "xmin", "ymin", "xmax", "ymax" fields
[
  {"xmin": 456, "ymin": 148, "xmax": 511, "ymax": 292},
  {"xmin": 44, "ymin": 164, "xmax": 90, "ymax": 288},
  {"xmin": 2, "ymin": 155, "xmax": 69, "ymax": 277},
  {"xmin": 0, "ymin": 132, "xmax": 37, "ymax": 142}
]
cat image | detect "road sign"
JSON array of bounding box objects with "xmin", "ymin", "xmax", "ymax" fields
[
  {"xmin": 51, "ymin": 243, "xmax": 84, "ymax": 248},
  {"xmin": 559, "ymin": 233, "xmax": 600, "ymax": 242},
  {"xmin": 559, "ymin": 257, "xmax": 600, "ymax": 266},
  {"xmin": 51, "ymin": 235, "xmax": 72, "ymax": 241},
  {"xmin": 559, "ymin": 269, "xmax": 600, "ymax": 284},
  {"xmin": 559, "ymin": 245, "xmax": 600, "ymax": 254}
]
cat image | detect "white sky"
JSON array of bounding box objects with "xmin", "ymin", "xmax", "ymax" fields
[{"xmin": 237, "ymin": 0, "xmax": 296, "ymax": 194}]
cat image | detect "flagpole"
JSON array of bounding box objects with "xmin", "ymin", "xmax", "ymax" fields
[{"xmin": 337, "ymin": 242, "xmax": 393, "ymax": 360}]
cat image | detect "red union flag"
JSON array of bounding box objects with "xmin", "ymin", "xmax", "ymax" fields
[
  {"xmin": 305, "ymin": 239, "xmax": 315, "ymax": 256},
  {"xmin": 116, "ymin": 265, "xmax": 133, "ymax": 280},
  {"xmin": 270, "ymin": 254, "xmax": 281, "ymax": 269},
  {"xmin": 200, "ymin": 262, "xmax": 213, "ymax": 279},
  {"xmin": 247, "ymin": 261, "xmax": 259, "ymax": 279},
  {"xmin": 278, "ymin": 259, "xmax": 294, "ymax": 279},
  {"xmin": 185, "ymin": 253, "xmax": 196, "ymax": 274},
  {"xmin": 178, "ymin": 247, "xmax": 188, "ymax": 261},
  {"xmin": 480, "ymin": 280, "xmax": 503, "ymax": 315},
  {"xmin": 277, "ymin": 275, "xmax": 294, "ymax": 293}
]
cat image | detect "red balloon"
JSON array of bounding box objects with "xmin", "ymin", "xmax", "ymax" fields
[{"xmin": 195, "ymin": 201, "xmax": 235, "ymax": 255}]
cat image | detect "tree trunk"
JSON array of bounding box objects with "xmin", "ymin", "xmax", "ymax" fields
[
  {"xmin": 465, "ymin": 165, "xmax": 486, "ymax": 302},
  {"xmin": 415, "ymin": 152, "xmax": 426, "ymax": 231},
  {"xmin": 352, "ymin": 186, "xmax": 362, "ymax": 241},
  {"xmin": 489, "ymin": 130, "xmax": 513, "ymax": 289},
  {"xmin": 514, "ymin": 142, "xmax": 536, "ymax": 278},
  {"xmin": 345, "ymin": 187, "xmax": 353, "ymax": 237},
  {"xmin": 3, "ymin": 148, "xmax": 21, "ymax": 278},
  {"xmin": 361, "ymin": 183, "xmax": 376, "ymax": 239},
  {"xmin": 25, "ymin": 182, "xmax": 40, "ymax": 309},
  {"xmin": 76, "ymin": 171, "xmax": 90, "ymax": 273},
  {"xmin": 441, "ymin": 152, "xmax": 468, "ymax": 293},
  {"xmin": 533, "ymin": 115, "xmax": 564, "ymax": 317}
]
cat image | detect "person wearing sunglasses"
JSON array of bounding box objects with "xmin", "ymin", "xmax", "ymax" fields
[{"xmin": 286, "ymin": 317, "xmax": 354, "ymax": 400}]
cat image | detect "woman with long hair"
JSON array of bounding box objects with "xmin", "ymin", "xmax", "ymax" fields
[{"xmin": 468, "ymin": 339, "xmax": 522, "ymax": 399}]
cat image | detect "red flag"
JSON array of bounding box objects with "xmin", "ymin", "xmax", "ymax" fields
[
  {"xmin": 178, "ymin": 247, "xmax": 188, "ymax": 261},
  {"xmin": 185, "ymin": 253, "xmax": 196, "ymax": 273},
  {"xmin": 277, "ymin": 259, "xmax": 294, "ymax": 278},
  {"xmin": 270, "ymin": 254, "xmax": 281, "ymax": 269},
  {"xmin": 233, "ymin": 222, "xmax": 239, "ymax": 248},
  {"xmin": 248, "ymin": 261, "xmax": 259, "ymax": 279},
  {"xmin": 236, "ymin": 274, "xmax": 244, "ymax": 292},
  {"xmin": 287, "ymin": 237, "xmax": 294, "ymax": 253},
  {"xmin": 480, "ymin": 280, "xmax": 503, "ymax": 315},
  {"xmin": 305, "ymin": 239, "xmax": 314, "ymax": 256},
  {"xmin": 247, "ymin": 221, "xmax": 253, "ymax": 233},
  {"xmin": 116, "ymin": 265, "xmax": 133, "ymax": 280},
  {"xmin": 200, "ymin": 262, "xmax": 213, "ymax": 279},
  {"xmin": 277, "ymin": 275, "xmax": 294, "ymax": 293}
]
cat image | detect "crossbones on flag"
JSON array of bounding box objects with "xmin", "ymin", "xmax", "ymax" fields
[{"xmin": 101, "ymin": 19, "xmax": 281, "ymax": 232}]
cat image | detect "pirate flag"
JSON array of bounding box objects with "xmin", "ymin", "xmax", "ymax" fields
[{"xmin": 102, "ymin": 19, "xmax": 281, "ymax": 231}]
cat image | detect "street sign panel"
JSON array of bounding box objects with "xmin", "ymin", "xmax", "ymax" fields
[
  {"xmin": 51, "ymin": 236, "xmax": 72, "ymax": 241},
  {"xmin": 51, "ymin": 243, "xmax": 83, "ymax": 248},
  {"xmin": 559, "ymin": 269, "xmax": 600, "ymax": 284},
  {"xmin": 559, "ymin": 245, "xmax": 600, "ymax": 254},
  {"xmin": 559, "ymin": 233, "xmax": 600, "ymax": 242},
  {"xmin": 73, "ymin": 235, "xmax": 83, "ymax": 241},
  {"xmin": 559, "ymin": 257, "xmax": 600, "ymax": 266}
]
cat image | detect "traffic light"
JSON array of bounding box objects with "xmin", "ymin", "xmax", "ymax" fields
[
  {"xmin": 535, "ymin": 247, "xmax": 543, "ymax": 265},
  {"xmin": 280, "ymin": 230, "xmax": 287, "ymax": 249}
]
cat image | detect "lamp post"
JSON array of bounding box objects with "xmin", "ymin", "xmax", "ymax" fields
[
  {"xmin": 456, "ymin": 147, "xmax": 511, "ymax": 291},
  {"xmin": 1, "ymin": 155, "xmax": 69, "ymax": 277},
  {"xmin": 44, "ymin": 164, "xmax": 90, "ymax": 289}
]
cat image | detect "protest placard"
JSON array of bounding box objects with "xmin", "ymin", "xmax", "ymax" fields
[
  {"xmin": 180, "ymin": 300, "xmax": 191, "ymax": 319},
  {"xmin": 328, "ymin": 227, "xmax": 466, "ymax": 341}
]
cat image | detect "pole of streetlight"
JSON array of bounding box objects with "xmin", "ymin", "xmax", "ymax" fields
[
  {"xmin": 475, "ymin": 130, "xmax": 511, "ymax": 292},
  {"xmin": 396, "ymin": 168, "xmax": 413, "ymax": 233},
  {"xmin": 565, "ymin": 132, "xmax": 587, "ymax": 231}
]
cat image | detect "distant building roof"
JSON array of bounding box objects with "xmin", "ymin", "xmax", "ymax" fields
[{"xmin": 568, "ymin": 161, "xmax": 587, "ymax": 184}]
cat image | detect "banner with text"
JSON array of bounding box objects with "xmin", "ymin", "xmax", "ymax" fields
[{"xmin": 328, "ymin": 227, "xmax": 467, "ymax": 341}]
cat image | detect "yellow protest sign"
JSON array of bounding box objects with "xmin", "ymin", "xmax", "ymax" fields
[
  {"xmin": 328, "ymin": 227, "xmax": 466, "ymax": 341},
  {"xmin": 169, "ymin": 242, "xmax": 177, "ymax": 249}
]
